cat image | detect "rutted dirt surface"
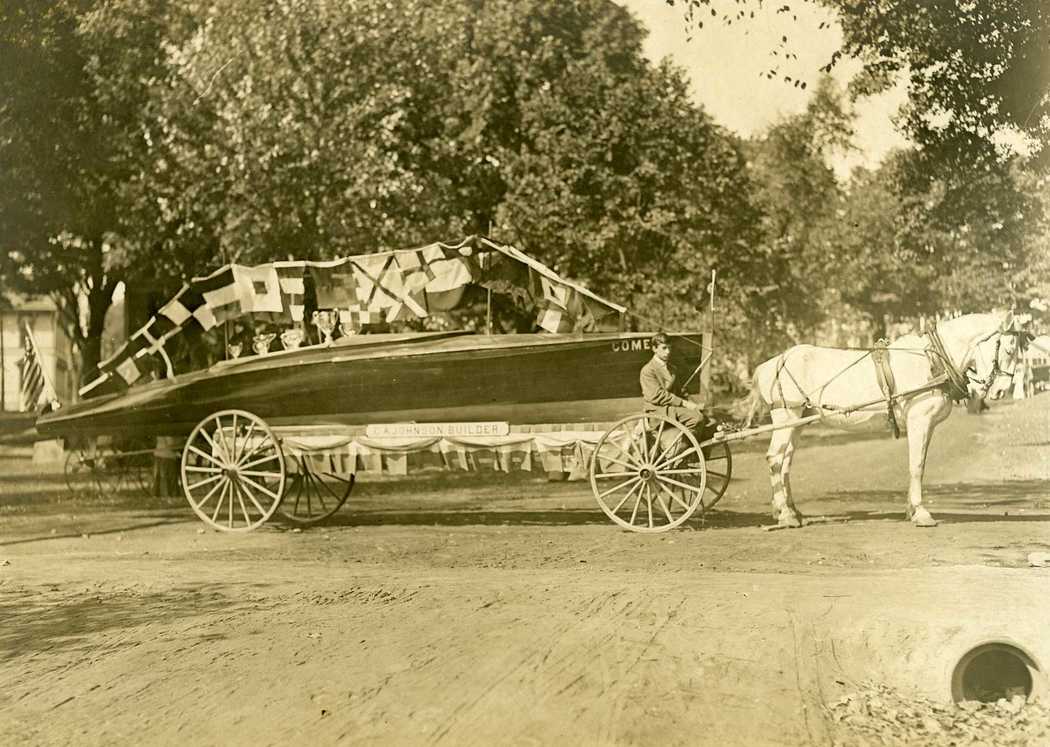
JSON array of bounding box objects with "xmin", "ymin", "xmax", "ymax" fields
[{"xmin": 1, "ymin": 396, "xmax": 1049, "ymax": 745}]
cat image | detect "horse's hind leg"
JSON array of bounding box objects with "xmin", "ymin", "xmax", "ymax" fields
[{"xmin": 767, "ymin": 408, "xmax": 803, "ymax": 528}]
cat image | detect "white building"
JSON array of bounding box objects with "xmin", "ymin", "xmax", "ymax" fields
[{"xmin": 1, "ymin": 294, "xmax": 78, "ymax": 411}]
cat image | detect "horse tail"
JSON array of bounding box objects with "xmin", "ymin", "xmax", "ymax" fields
[{"xmin": 743, "ymin": 367, "xmax": 769, "ymax": 429}]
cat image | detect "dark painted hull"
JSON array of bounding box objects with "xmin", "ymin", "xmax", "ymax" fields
[{"xmin": 37, "ymin": 331, "xmax": 703, "ymax": 439}]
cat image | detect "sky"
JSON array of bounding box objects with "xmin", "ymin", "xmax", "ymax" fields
[{"xmin": 616, "ymin": 0, "xmax": 909, "ymax": 178}]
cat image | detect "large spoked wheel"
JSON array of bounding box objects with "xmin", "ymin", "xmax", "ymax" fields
[
  {"xmin": 699, "ymin": 439, "xmax": 732, "ymax": 509},
  {"xmin": 278, "ymin": 453, "xmax": 354, "ymax": 525},
  {"xmin": 589, "ymin": 413, "xmax": 707, "ymax": 533},
  {"xmin": 181, "ymin": 410, "xmax": 286, "ymax": 532}
]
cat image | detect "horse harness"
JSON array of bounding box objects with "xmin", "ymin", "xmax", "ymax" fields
[
  {"xmin": 870, "ymin": 341, "xmax": 901, "ymax": 438},
  {"xmin": 770, "ymin": 326, "xmax": 1024, "ymax": 439}
]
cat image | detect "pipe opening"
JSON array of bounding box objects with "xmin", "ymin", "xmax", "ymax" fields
[{"xmin": 952, "ymin": 643, "xmax": 1038, "ymax": 703}]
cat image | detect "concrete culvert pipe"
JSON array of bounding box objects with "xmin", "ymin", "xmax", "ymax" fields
[{"xmin": 952, "ymin": 641, "xmax": 1042, "ymax": 704}]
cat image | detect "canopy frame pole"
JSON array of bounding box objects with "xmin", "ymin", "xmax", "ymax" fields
[
  {"xmin": 700, "ymin": 269, "xmax": 716, "ymax": 405},
  {"xmin": 486, "ymin": 288, "xmax": 493, "ymax": 335}
]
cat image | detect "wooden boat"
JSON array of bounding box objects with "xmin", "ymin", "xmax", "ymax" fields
[
  {"xmin": 36, "ymin": 329, "xmax": 702, "ymax": 439},
  {"xmin": 36, "ymin": 237, "xmax": 704, "ymax": 440}
]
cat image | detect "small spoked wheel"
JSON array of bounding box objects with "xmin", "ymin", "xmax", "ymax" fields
[
  {"xmin": 278, "ymin": 453, "xmax": 354, "ymax": 525},
  {"xmin": 181, "ymin": 410, "xmax": 286, "ymax": 532},
  {"xmin": 699, "ymin": 439, "xmax": 732, "ymax": 509},
  {"xmin": 589, "ymin": 413, "xmax": 707, "ymax": 533},
  {"xmin": 94, "ymin": 444, "xmax": 129, "ymax": 495},
  {"xmin": 64, "ymin": 449, "xmax": 97, "ymax": 496}
]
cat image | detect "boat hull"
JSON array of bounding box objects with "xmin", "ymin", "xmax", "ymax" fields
[{"xmin": 37, "ymin": 332, "xmax": 704, "ymax": 439}]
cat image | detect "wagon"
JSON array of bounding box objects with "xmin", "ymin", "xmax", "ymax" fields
[
  {"xmin": 38, "ymin": 236, "xmax": 733, "ymax": 534},
  {"xmin": 174, "ymin": 404, "xmax": 739, "ymax": 534}
]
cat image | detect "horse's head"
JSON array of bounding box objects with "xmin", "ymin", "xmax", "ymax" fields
[{"xmin": 969, "ymin": 313, "xmax": 1032, "ymax": 400}]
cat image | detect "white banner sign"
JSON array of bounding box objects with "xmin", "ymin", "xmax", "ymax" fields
[{"xmin": 365, "ymin": 422, "xmax": 510, "ymax": 438}]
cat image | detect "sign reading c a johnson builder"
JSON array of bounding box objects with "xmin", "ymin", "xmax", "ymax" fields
[{"xmin": 366, "ymin": 422, "xmax": 511, "ymax": 438}]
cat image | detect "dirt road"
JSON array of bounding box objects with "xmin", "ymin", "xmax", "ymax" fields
[{"xmin": 2, "ymin": 396, "xmax": 1048, "ymax": 745}]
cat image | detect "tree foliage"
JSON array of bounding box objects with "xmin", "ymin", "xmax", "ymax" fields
[
  {"xmin": 742, "ymin": 76, "xmax": 853, "ymax": 351},
  {"xmin": 669, "ymin": 0, "xmax": 1050, "ymax": 172}
]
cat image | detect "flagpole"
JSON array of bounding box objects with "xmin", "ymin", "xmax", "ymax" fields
[{"xmin": 23, "ymin": 319, "xmax": 58, "ymax": 406}]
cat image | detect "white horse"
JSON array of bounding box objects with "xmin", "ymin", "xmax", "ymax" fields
[{"xmin": 747, "ymin": 312, "xmax": 1030, "ymax": 528}]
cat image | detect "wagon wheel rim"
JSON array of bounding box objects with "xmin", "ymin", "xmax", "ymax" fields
[
  {"xmin": 278, "ymin": 453, "xmax": 354, "ymax": 525},
  {"xmin": 698, "ymin": 439, "xmax": 732, "ymax": 511},
  {"xmin": 94, "ymin": 444, "xmax": 127, "ymax": 495},
  {"xmin": 127, "ymin": 449, "xmax": 155, "ymax": 497},
  {"xmin": 181, "ymin": 409, "xmax": 285, "ymax": 532},
  {"xmin": 589, "ymin": 413, "xmax": 707, "ymax": 533},
  {"xmin": 64, "ymin": 449, "xmax": 97, "ymax": 496}
]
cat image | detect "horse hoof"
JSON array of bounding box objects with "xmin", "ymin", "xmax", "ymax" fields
[
  {"xmin": 910, "ymin": 508, "xmax": 939, "ymax": 527},
  {"xmin": 778, "ymin": 514, "xmax": 803, "ymax": 529}
]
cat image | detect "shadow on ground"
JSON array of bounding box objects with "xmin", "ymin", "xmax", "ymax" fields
[
  {"xmin": 816, "ymin": 480, "xmax": 1050, "ymax": 510},
  {"xmin": 0, "ymin": 581, "xmax": 274, "ymax": 661}
]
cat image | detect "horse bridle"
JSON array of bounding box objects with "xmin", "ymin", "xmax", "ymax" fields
[
  {"xmin": 965, "ymin": 329, "xmax": 1030, "ymax": 398},
  {"xmin": 928, "ymin": 324, "xmax": 1030, "ymax": 400}
]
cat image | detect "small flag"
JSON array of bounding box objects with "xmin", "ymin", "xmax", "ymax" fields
[
  {"xmin": 275, "ymin": 263, "xmax": 307, "ymax": 322},
  {"xmin": 115, "ymin": 354, "xmax": 145, "ymax": 385},
  {"xmin": 423, "ymin": 246, "xmax": 473, "ymax": 312},
  {"xmin": 196, "ymin": 266, "xmax": 245, "ymax": 325},
  {"xmin": 539, "ymin": 275, "xmax": 571, "ymax": 310},
  {"xmin": 396, "ymin": 249, "xmax": 437, "ymax": 293},
  {"xmin": 242, "ymin": 264, "xmax": 283, "ymax": 315},
  {"xmin": 536, "ymin": 304, "xmax": 574, "ymax": 333},
  {"xmin": 310, "ymin": 259, "xmax": 361, "ymax": 309},
  {"xmin": 339, "ymin": 305, "xmax": 378, "ymax": 332},
  {"xmin": 172, "ymin": 284, "xmax": 217, "ymax": 331},
  {"xmin": 353, "ymin": 254, "xmax": 398, "ymax": 310},
  {"xmin": 18, "ymin": 325, "xmax": 51, "ymax": 411},
  {"xmin": 159, "ymin": 287, "xmax": 194, "ymax": 327}
]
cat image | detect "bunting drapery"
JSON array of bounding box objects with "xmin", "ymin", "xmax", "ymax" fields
[{"xmin": 84, "ymin": 237, "xmax": 625, "ymax": 395}]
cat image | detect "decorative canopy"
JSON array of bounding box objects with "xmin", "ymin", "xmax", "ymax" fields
[{"xmin": 84, "ymin": 237, "xmax": 625, "ymax": 394}]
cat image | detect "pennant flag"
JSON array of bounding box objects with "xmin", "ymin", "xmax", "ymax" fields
[
  {"xmin": 353, "ymin": 254, "xmax": 398, "ymax": 310},
  {"xmin": 242, "ymin": 264, "xmax": 283, "ymax": 315},
  {"xmin": 396, "ymin": 249, "xmax": 437, "ymax": 293},
  {"xmin": 539, "ymin": 275, "xmax": 571, "ymax": 310},
  {"xmin": 339, "ymin": 304, "xmax": 379, "ymax": 333},
  {"xmin": 422, "ymin": 244, "xmax": 473, "ymax": 311},
  {"xmin": 158, "ymin": 286, "xmax": 194, "ymax": 327},
  {"xmin": 385, "ymin": 253, "xmax": 430, "ymax": 321},
  {"xmin": 536, "ymin": 304, "xmax": 575, "ymax": 333},
  {"xmin": 196, "ymin": 266, "xmax": 245, "ymax": 325},
  {"xmin": 275, "ymin": 263, "xmax": 307, "ymax": 322},
  {"xmin": 309, "ymin": 259, "xmax": 361, "ymax": 309},
  {"xmin": 142, "ymin": 314, "xmax": 178, "ymax": 342},
  {"xmin": 169, "ymin": 284, "xmax": 217, "ymax": 331},
  {"xmin": 18, "ymin": 325, "xmax": 50, "ymax": 411},
  {"xmin": 98, "ymin": 333, "xmax": 148, "ymax": 380},
  {"xmin": 115, "ymin": 353, "xmax": 145, "ymax": 385}
]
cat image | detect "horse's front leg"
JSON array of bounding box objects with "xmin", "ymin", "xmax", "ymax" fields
[
  {"xmin": 767, "ymin": 408, "xmax": 803, "ymax": 528},
  {"xmin": 904, "ymin": 396, "xmax": 952, "ymax": 527}
]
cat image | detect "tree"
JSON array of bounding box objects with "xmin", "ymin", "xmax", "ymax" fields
[
  {"xmin": 0, "ymin": 0, "xmax": 183, "ymax": 381},
  {"xmin": 827, "ymin": 150, "xmax": 1044, "ymax": 330},
  {"xmin": 133, "ymin": 0, "xmax": 778, "ymax": 344},
  {"xmin": 741, "ymin": 75, "xmax": 854, "ymax": 350},
  {"xmin": 666, "ymin": 1, "xmax": 1050, "ymax": 174}
]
